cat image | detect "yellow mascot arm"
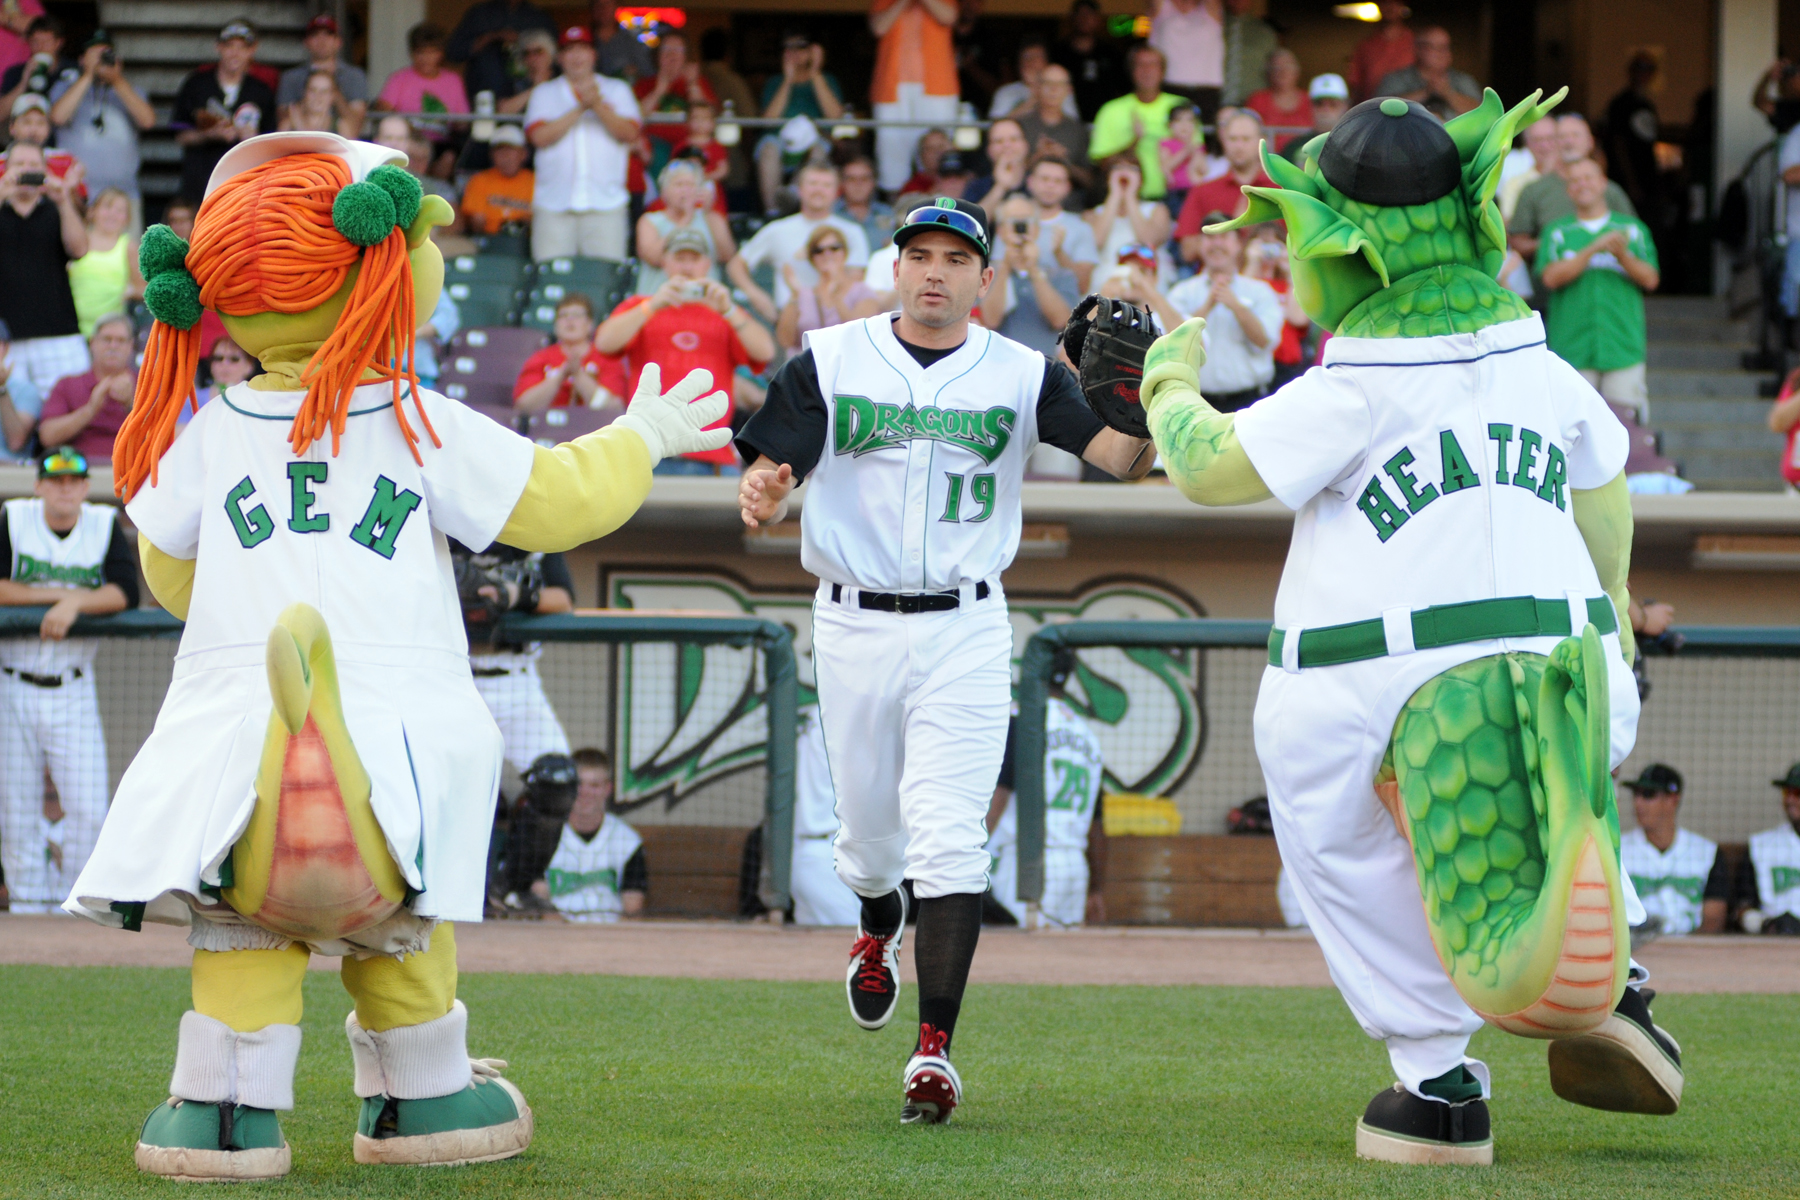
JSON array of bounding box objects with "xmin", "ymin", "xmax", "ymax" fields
[
  {"xmin": 1142, "ymin": 318, "xmax": 1274, "ymax": 507},
  {"xmin": 139, "ymin": 534, "xmax": 197, "ymax": 621},
  {"xmin": 1571, "ymin": 470, "xmax": 1636, "ymax": 664},
  {"xmin": 497, "ymin": 426, "xmax": 656, "ymax": 553}
]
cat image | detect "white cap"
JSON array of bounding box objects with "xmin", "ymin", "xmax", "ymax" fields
[
  {"xmin": 779, "ymin": 113, "xmax": 818, "ymax": 156},
  {"xmin": 488, "ymin": 123, "xmax": 527, "ymax": 147},
  {"xmin": 1308, "ymin": 73, "xmax": 1350, "ymax": 102},
  {"xmin": 205, "ymin": 131, "xmax": 406, "ymax": 200}
]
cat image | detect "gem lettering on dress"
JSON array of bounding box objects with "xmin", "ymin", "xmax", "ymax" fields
[
  {"xmin": 349, "ymin": 476, "xmax": 422, "ymax": 560},
  {"xmin": 1487, "ymin": 423, "xmax": 1514, "ymax": 485},
  {"xmin": 1356, "ymin": 475, "xmax": 1410, "ymax": 542},
  {"xmin": 1513, "ymin": 428, "xmax": 1544, "ymax": 494},
  {"xmin": 286, "ymin": 462, "xmax": 330, "ymax": 533},
  {"xmin": 1382, "ymin": 447, "xmax": 1439, "ymax": 514},
  {"xmin": 225, "ymin": 476, "xmax": 274, "ymax": 549},
  {"xmin": 1439, "ymin": 429, "xmax": 1479, "ymax": 494}
]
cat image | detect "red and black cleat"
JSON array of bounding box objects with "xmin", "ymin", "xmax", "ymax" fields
[{"xmin": 901, "ymin": 1025, "xmax": 963, "ymax": 1125}]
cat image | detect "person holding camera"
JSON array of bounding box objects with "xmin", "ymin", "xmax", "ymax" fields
[
  {"xmin": 0, "ymin": 140, "xmax": 87, "ymax": 396},
  {"xmin": 980, "ymin": 193, "xmax": 1078, "ymax": 356},
  {"xmin": 597, "ymin": 225, "xmax": 773, "ymax": 475},
  {"xmin": 48, "ymin": 30, "xmax": 154, "ymax": 221}
]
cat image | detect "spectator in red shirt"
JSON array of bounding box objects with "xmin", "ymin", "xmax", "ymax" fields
[
  {"xmin": 35, "ymin": 312, "xmax": 134, "ymax": 461},
  {"xmin": 594, "ymin": 225, "xmax": 774, "ymax": 475},
  {"xmin": 632, "ymin": 34, "xmax": 716, "ymax": 195},
  {"xmin": 1345, "ymin": 2, "xmax": 1413, "ymax": 102},
  {"xmin": 1242, "ymin": 48, "xmax": 1312, "ymax": 150},
  {"xmin": 513, "ymin": 292, "xmax": 622, "ymax": 412},
  {"xmin": 1176, "ymin": 108, "xmax": 1272, "ymax": 263}
]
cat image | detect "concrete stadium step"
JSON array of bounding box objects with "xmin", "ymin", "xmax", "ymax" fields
[
  {"xmin": 1645, "ymin": 315, "xmax": 1756, "ymax": 344},
  {"xmin": 114, "ymin": 31, "xmax": 305, "ymax": 70},
  {"xmin": 1655, "ymin": 423, "xmax": 1785, "ymax": 452},
  {"xmin": 1648, "ymin": 367, "xmax": 1767, "ymax": 397},
  {"xmin": 1646, "ymin": 342, "xmax": 1754, "ymax": 370},
  {"xmin": 1651, "ymin": 397, "xmax": 1776, "ymax": 425},
  {"xmin": 99, "ymin": 0, "xmax": 315, "ymax": 36},
  {"xmin": 1643, "ymin": 295, "xmax": 1729, "ymax": 320}
]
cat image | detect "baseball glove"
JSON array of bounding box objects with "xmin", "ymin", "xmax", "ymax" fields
[
  {"xmin": 1059, "ymin": 294, "xmax": 1161, "ymax": 439},
  {"xmin": 453, "ymin": 547, "xmax": 543, "ymax": 631}
]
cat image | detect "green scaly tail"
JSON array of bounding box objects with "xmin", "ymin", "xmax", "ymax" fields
[{"xmin": 1379, "ymin": 626, "xmax": 1628, "ymax": 1037}]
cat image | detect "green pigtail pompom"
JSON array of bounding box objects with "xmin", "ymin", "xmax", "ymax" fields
[
  {"xmin": 333, "ymin": 181, "xmax": 398, "ymax": 247},
  {"xmin": 143, "ymin": 269, "xmax": 203, "ymax": 331},
  {"xmin": 364, "ymin": 164, "xmax": 421, "ymax": 231},
  {"xmin": 139, "ymin": 224, "xmax": 190, "ymax": 281}
]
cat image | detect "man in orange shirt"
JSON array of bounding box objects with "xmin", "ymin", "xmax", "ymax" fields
[
  {"xmin": 461, "ymin": 123, "xmax": 535, "ymax": 236},
  {"xmin": 869, "ymin": 0, "xmax": 961, "ymax": 192},
  {"xmin": 594, "ymin": 226, "xmax": 773, "ymax": 475}
]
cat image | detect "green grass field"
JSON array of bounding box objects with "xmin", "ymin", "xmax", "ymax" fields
[{"xmin": 3, "ymin": 966, "xmax": 1795, "ymax": 1199}]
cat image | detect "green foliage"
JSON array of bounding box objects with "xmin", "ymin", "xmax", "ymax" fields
[{"xmin": 2, "ymin": 967, "xmax": 1795, "ymax": 1198}]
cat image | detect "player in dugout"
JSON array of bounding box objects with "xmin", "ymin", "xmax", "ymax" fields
[
  {"xmin": 1617, "ymin": 763, "xmax": 1727, "ymax": 936},
  {"xmin": 734, "ymin": 196, "xmax": 1154, "ymax": 1124}
]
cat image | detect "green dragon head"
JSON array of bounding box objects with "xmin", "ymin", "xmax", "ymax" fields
[{"xmin": 1210, "ymin": 87, "xmax": 1565, "ymax": 335}]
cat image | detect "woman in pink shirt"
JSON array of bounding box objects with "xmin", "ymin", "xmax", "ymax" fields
[{"xmin": 374, "ymin": 22, "xmax": 468, "ymax": 131}]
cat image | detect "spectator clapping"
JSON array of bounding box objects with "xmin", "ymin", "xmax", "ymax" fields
[
  {"xmin": 276, "ymin": 16, "xmax": 367, "ymax": 134},
  {"xmin": 758, "ymin": 32, "xmax": 844, "ymax": 215},
  {"xmin": 36, "ymin": 312, "xmax": 135, "ymax": 462},
  {"xmin": 1176, "ymin": 108, "xmax": 1272, "ymax": 258},
  {"xmin": 729, "ymin": 162, "xmax": 869, "ymax": 322},
  {"xmin": 524, "ymin": 25, "xmax": 642, "ymax": 262},
  {"xmin": 1147, "ymin": 215, "xmax": 1281, "ymax": 412},
  {"xmin": 68, "ymin": 188, "xmax": 143, "ymax": 338},
  {"xmin": 1025, "ymin": 154, "xmax": 1099, "ymax": 292},
  {"xmin": 1376, "ymin": 25, "xmax": 1480, "ymax": 120},
  {"xmin": 777, "ymin": 223, "xmax": 885, "ymax": 353},
  {"xmin": 868, "ymin": 0, "xmax": 961, "ymax": 192},
  {"xmin": 514, "ymin": 293, "xmax": 619, "ymax": 413},
  {"xmin": 636, "ymin": 158, "xmax": 734, "ymax": 296},
  {"xmin": 0, "ymin": 320, "xmax": 44, "ymax": 464},
  {"xmin": 1089, "ymin": 44, "xmax": 1186, "ymax": 201}
]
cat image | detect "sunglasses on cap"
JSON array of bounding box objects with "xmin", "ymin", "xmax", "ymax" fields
[
  {"xmin": 39, "ymin": 447, "xmax": 89, "ymax": 478},
  {"xmin": 899, "ymin": 203, "xmax": 989, "ymax": 256}
]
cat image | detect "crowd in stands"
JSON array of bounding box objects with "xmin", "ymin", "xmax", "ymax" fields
[{"xmin": 0, "ymin": 0, "xmax": 1757, "ymax": 485}]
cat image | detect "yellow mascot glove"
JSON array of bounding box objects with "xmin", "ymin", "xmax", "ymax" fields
[{"xmin": 1140, "ymin": 317, "xmax": 1208, "ymax": 414}]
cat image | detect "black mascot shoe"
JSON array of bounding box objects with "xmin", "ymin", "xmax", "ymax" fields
[
  {"xmin": 1547, "ymin": 984, "xmax": 1683, "ymax": 1114},
  {"xmin": 1355, "ymin": 1083, "xmax": 1493, "ymax": 1165}
]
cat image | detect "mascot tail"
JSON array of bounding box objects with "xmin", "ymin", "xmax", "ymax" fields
[
  {"xmin": 1379, "ymin": 626, "xmax": 1629, "ymax": 1039},
  {"xmin": 222, "ymin": 603, "xmax": 406, "ymax": 940}
]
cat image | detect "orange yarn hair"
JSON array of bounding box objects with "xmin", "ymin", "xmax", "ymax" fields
[{"xmin": 114, "ymin": 153, "xmax": 439, "ymax": 500}]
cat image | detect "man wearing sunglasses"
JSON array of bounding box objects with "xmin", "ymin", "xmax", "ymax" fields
[
  {"xmin": 0, "ymin": 445, "xmax": 136, "ymax": 911},
  {"xmin": 735, "ymin": 196, "xmax": 1153, "ymax": 1126}
]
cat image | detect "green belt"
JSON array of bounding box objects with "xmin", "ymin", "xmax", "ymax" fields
[{"xmin": 1267, "ymin": 595, "xmax": 1619, "ymax": 670}]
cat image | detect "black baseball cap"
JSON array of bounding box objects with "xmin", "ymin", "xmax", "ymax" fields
[
  {"xmin": 1625, "ymin": 763, "xmax": 1683, "ymax": 796},
  {"xmin": 1318, "ymin": 96, "xmax": 1461, "ymax": 207},
  {"xmin": 1773, "ymin": 763, "xmax": 1800, "ymax": 791},
  {"xmin": 893, "ymin": 197, "xmax": 991, "ymax": 261}
]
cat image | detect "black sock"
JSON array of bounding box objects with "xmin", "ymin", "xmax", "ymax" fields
[
  {"xmin": 860, "ymin": 888, "xmax": 904, "ymax": 938},
  {"xmin": 912, "ymin": 892, "xmax": 982, "ymax": 1053}
]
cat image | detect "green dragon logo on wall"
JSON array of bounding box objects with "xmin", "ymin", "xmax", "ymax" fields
[{"xmin": 605, "ymin": 571, "xmax": 1205, "ymax": 809}]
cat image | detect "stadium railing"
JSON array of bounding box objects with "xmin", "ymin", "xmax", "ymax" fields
[
  {"xmin": 0, "ymin": 608, "xmax": 799, "ymax": 911},
  {"xmin": 1013, "ymin": 619, "xmax": 1800, "ymax": 920}
]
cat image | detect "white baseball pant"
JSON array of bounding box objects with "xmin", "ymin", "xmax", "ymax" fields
[
  {"xmin": 1, "ymin": 672, "xmax": 108, "ymax": 909},
  {"xmin": 471, "ymin": 659, "xmax": 571, "ymax": 774},
  {"xmin": 989, "ymin": 841, "xmax": 1089, "ymax": 928},
  {"xmin": 790, "ymin": 835, "xmax": 862, "ymax": 925},
  {"xmin": 813, "ymin": 586, "xmax": 1012, "ymax": 900},
  {"xmin": 873, "ymin": 86, "xmax": 962, "ymax": 192},
  {"xmin": 1254, "ymin": 636, "xmax": 1639, "ymax": 1098}
]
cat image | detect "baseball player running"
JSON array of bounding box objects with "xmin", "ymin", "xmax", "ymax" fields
[
  {"xmin": 0, "ymin": 447, "xmax": 136, "ymax": 911},
  {"xmin": 986, "ymin": 650, "xmax": 1106, "ymax": 928},
  {"xmin": 736, "ymin": 197, "xmax": 1153, "ymax": 1124}
]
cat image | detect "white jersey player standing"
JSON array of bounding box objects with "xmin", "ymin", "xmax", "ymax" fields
[
  {"xmin": 986, "ymin": 657, "xmax": 1106, "ymax": 929},
  {"xmin": 736, "ymin": 196, "xmax": 1153, "ymax": 1124},
  {"xmin": 0, "ymin": 447, "xmax": 135, "ymax": 911}
]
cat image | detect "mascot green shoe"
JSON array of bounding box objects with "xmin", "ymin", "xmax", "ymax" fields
[{"xmin": 1104, "ymin": 89, "xmax": 1683, "ymax": 1163}]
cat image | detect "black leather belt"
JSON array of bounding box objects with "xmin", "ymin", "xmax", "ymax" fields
[
  {"xmin": 3, "ymin": 665, "xmax": 83, "ymax": 688},
  {"xmin": 830, "ymin": 582, "xmax": 990, "ymax": 614},
  {"xmin": 471, "ymin": 666, "xmax": 515, "ymax": 677}
]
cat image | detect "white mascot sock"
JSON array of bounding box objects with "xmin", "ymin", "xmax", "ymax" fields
[
  {"xmin": 169, "ymin": 1011, "xmax": 302, "ymax": 1111},
  {"xmin": 345, "ymin": 999, "xmax": 475, "ymax": 1100}
]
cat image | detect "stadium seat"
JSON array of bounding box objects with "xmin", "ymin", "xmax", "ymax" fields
[
  {"xmin": 451, "ymin": 325, "xmax": 548, "ymax": 359},
  {"xmin": 440, "ymin": 379, "xmax": 519, "ymax": 407},
  {"xmin": 473, "ymin": 231, "xmax": 529, "ymax": 257},
  {"xmin": 444, "ymin": 280, "xmax": 522, "ymax": 328},
  {"xmin": 443, "ymin": 253, "xmax": 531, "ymax": 287},
  {"xmin": 523, "ymin": 405, "xmax": 620, "ymax": 445},
  {"xmin": 460, "ymin": 400, "xmax": 528, "ymax": 433},
  {"xmin": 523, "ymin": 258, "xmax": 635, "ymax": 330},
  {"xmin": 441, "ymin": 326, "xmax": 546, "ymax": 408}
]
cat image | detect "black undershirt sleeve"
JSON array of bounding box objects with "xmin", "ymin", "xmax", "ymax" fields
[
  {"xmin": 103, "ymin": 520, "xmax": 140, "ymax": 608},
  {"xmin": 539, "ymin": 551, "xmax": 574, "ymax": 594},
  {"xmin": 0, "ymin": 509, "xmax": 10, "ymax": 580},
  {"xmin": 1735, "ymin": 855, "xmax": 1761, "ymax": 909},
  {"xmin": 1703, "ymin": 851, "xmax": 1730, "ymax": 902},
  {"xmin": 1035, "ymin": 356, "xmax": 1107, "ymax": 461},
  {"xmin": 735, "ymin": 350, "xmax": 829, "ymax": 481},
  {"xmin": 620, "ymin": 845, "xmax": 648, "ymax": 893}
]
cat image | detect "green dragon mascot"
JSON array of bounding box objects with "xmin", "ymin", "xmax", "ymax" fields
[{"xmin": 1138, "ymin": 91, "xmax": 1683, "ymax": 1164}]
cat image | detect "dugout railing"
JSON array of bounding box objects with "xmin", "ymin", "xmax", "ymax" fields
[
  {"xmin": 1013, "ymin": 620, "xmax": 1800, "ymax": 920},
  {"xmin": 0, "ymin": 608, "xmax": 799, "ymax": 912}
]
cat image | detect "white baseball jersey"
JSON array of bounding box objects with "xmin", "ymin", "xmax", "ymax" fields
[
  {"xmin": 1748, "ymin": 823, "xmax": 1800, "ymax": 920},
  {"xmin": 1618, "ymin": 827, "xmax": 1718, "ymax": 936},
  {"xmin": 988, "ymin": 699, "xmax": 1104, "ymax": 926},
  {"xmin": 790, "ymin": 703, "xmax": 861, "ymax": 924},
  {"xmin": 544, "ymin": 816, "xmax": 645, "ymax": 922},
  {"xmin": 787, "ymin": 315, "xmax": 1094, "ymax": 592},
  {"xmin": 2, "ymin": 498, "xmax": 116, "ymax": 673},
  {"xmin": 69, "ymin": 380, "xmax": 537, "ymax": 930}
]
